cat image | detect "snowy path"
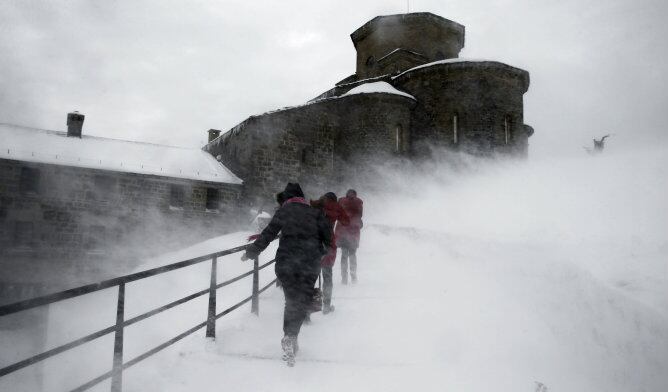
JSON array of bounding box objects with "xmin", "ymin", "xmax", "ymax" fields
[
  {"xmin": 123, "ymin": 227, "xmax": 458, "ymax": 392},
  {"xmin": 119, "ymin": 223, "xmax": 668, "ymax": 392}
]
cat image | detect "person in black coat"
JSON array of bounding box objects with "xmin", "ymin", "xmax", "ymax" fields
[{"xmin": 242, "ymin": 183, "xmax": 331, "ymax": 366}]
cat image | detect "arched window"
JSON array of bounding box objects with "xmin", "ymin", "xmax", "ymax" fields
[
  {"xmin": 452, "ymin": 113, "xmax": 459, "ymax": 144},
  {"xmin": 366, "ymin": 55, "xmax": 375, "ymax": 68},
  {"xmin": 395, "ymin": 124, "xmax": 408, "ymax": 153},
  {"xmin": 504, "ymin": 115, "xmax": 512, "ymax": 145}
]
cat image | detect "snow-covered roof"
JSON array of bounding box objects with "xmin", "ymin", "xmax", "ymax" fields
[
  {"xmin": 393, "ymin": 58, "xmax": 507, "ymax": 79},
  {"xmin": 342, "ymin": 81, "xmax": 416, "ymax": 100},
  {"xmin": 0, "ymin": 123, "xmax": 242, "ymax": 184}
]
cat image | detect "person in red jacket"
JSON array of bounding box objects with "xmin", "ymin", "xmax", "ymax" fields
[
  {"xmin": 335, "ymin": 189, "xmax": 363, "ymax": 284},
  {"xmin": 311, "ymin": 192, "xmax": 349, "ymax": 314}
]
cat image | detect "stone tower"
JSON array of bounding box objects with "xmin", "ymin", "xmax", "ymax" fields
[{"xmin": 351, "ymin": 13, "xmax": 465, "ymax": 79}]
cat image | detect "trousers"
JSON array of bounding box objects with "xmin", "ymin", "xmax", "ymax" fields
[
  {"xmin": 340, "ymin": 247, "xmax": 357, "ymax": 283},
  {"xmin": 341, "ymin": 248, "xmax": 357, "ymax": 283},
  {"xmin": 321, "ymin": 266, "xmax": 333, "ymax": 307},
  {"xmin": 278, "ymin": 269, "xmax": 318, "ymax": 336}
]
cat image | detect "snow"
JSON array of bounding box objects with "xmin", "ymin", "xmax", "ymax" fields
[
  {"xmin": 0, "ymin": 123, "xmax": 242, "ymax": 184},
  {"xmin": 2, "ymin": 145, "xmax": 667, "ymax": 392},
  {"xmin": 392, "ymin": 58, "xmax": 498, "ymax": 79},
  {"xmin": 341, "ymin": 81, "xmax": 415, "ymax": 100},
  {"xmin": 377, "ymin": 48, "xmax": 425, "ymax": 62}
]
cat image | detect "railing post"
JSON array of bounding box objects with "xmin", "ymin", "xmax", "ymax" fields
[
  {"xmin": 110, "ymin": 283, "xmax": 125, "ymax": 392},
  {"xmin": 251, "ymin": 256, "xmax": 259, "ymax": 315},
  {"xmin": 206, "ymin": 256, "xmax": 217, "ymax": 339}
]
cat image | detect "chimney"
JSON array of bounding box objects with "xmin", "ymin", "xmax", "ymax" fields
[
  {"xmin": 67, "ymin": 111, "xmax": 85, "ymax": 138},
  {"xmin": 208, "ymin": 129, "xmax": 221, "ymax": 142}
]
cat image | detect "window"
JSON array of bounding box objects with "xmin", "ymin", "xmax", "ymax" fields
[
  {"xmin": 169, "ymin": 185, "xmax": 185, "ymax": 208},
  {"xmin": 14, "ymin": 221, "xmax": 34, "ymax": 247},
  {"xmin": 301, "ymin": 149, "xmax": 307, "ymax": 164},
  {"xmin": 395, "ymin": 125, "xmax": 401, "ymax": 152},
  {"xmin": 206, "ymin": 188, "xmax": 219, "ymax": 210},
  {"xmin": 395, "ymin": 124, "xmax": 408, "ymax": 153},
  {"xmin": 19, "ymin": 167, "xmax": 40, "ymax": 194},
  {"xmin": 366, "ymin": 55, "xmax": 375, "ymax": 68},
  {"xmin": 452, "ymin": 113, "xmax": 459, "ymax": 144},
  {"xmin": 504, "ymin": 115, "xmax": 512, "ymax": 145},
  {"xmin": 435, "ymin": 51, "xmax": 445, "ymax": 60}
]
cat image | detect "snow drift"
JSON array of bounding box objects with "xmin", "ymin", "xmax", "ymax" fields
[{"xmin": 134, "ymin": 145, "xmax": 668, "ymax": 392}]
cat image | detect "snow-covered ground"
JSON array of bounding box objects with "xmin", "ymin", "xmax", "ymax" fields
[{"xmin": 2, "ymin": 145, "xmax": 666, "ymax": 391}]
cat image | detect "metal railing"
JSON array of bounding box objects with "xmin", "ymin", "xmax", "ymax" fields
[{"xmin": 0, "ymin": 244, "xmax": 276, "ymax": 392}]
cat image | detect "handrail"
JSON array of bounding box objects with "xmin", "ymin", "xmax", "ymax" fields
[
  {"xmin": 0, "ymin": 243, "xmax": 277, "ymax": 392},
  {"xmin": 71, "ymin": 278, "xmax": 277, "ymax": 392},
  {"xmin": 0, "ymin": 244, "xmax": 249, "ymax": 317}
]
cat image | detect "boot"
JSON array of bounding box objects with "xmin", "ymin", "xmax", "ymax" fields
[{"xmin": 281, "ymin": 335, "xmax": 296, "ymax": 367}]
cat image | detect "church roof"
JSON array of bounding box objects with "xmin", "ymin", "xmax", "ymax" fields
[{"xmin": 0, "ymin": 123, "xmax": 242, "ymax": 184}]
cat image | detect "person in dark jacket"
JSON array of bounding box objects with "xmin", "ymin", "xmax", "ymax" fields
[
  {"xmin": 311, "ymin": 192, "xmax": 349, "ymax": 314},
  {"xmin": 242, "ymin": 183, "xmax": 331, "ymax": 367},
  {"xmin": 335, "ymin": 189, "xmax": 363, "ymax": 284}
]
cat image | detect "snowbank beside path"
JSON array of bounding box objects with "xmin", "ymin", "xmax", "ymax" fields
[{"xmin": 365, "ymin": 146, "xmax": 668, "ymax": 317}]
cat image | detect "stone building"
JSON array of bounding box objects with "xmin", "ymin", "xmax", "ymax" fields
[
  {"xmin": 0, "ymin": 114, "xmax": 242, "ymax": 304},
  {"xmin": 204, "ymin": 12, "xmax": 534, "ymax": 202}
]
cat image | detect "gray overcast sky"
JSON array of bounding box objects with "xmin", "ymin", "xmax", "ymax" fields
[{"xmin": 1, "ymin": 0, "xmax": 667, "ymax": 157}]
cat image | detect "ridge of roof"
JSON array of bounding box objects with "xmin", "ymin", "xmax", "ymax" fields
[{"xmin": 377, "ymin": 48, "xmax": 427, "ymax": 63}]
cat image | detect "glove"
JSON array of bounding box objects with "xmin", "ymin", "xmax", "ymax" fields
[{"xmin": 240, "ymin": 253, "xmax": 249, "ymax": 261}]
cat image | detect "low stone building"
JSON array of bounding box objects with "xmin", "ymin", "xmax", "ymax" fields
[
  {"xmin": 204, "ymin": 12, "xmax": 534, "ymax": 203},
  {"xmin": 0, "ymin": 115, "xmax": 242, "ymax": 304}
]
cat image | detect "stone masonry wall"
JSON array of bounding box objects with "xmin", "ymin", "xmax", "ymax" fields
[
  {"xmin": 205, "ymin": 100, "xmax": 340, "ymax": 204},
  {"xmin": 333, "ymin": 93, "xmax": 415, "ymax": 184},
  {"xmin": 205, "ymin": 94, "xmax": 414, "ymax": 204},
  {"xmin": 393, "ymin": 61, "xmax": 530, "ymax": 157},
  {"xmin": 0, "ymin": 158, "xmax": 241, "ymax": 303}
]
